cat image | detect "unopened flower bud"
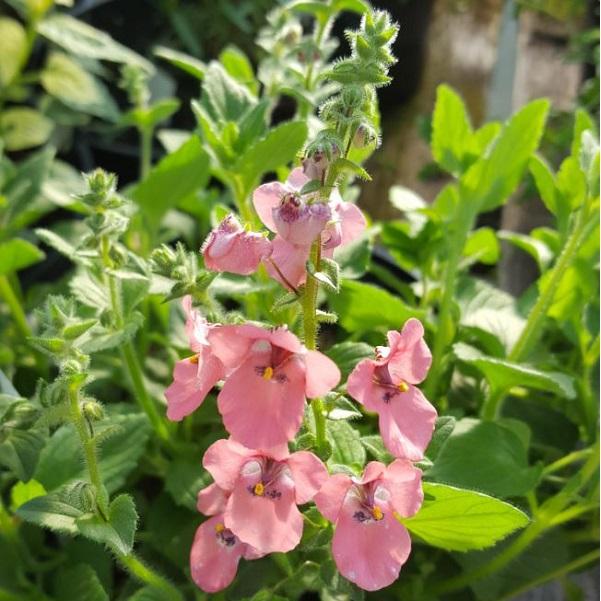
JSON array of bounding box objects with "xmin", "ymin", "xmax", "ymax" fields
[
  {"xmin": 353, "ymin": 124, "xmax": 378, "ymax": 148},
  {"xmin": 81, "ymin": 400, "xmax": 104, "ymax": 422},
  {"xmin": 202, "ymin": 214, "xmax": 272, "ymax": 276},
  {"xmin": 302, "ymin": 135, "xmax": 341, "ymax": 181}
]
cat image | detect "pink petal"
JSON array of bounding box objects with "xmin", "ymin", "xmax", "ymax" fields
[
  {"xmin": 304, "ymin": 350, "xmax": 341, "ymax": 398},
  {"xmin": 207, "ymin": 325, "xmax": 256, "ymax": 369},
  {"xmin": 287, "ymin": 451, "xmax": 328, "ymax": 505},
  {"xmin": 182, "ymin": 296, "xmax": 209, "ymax": 352},
  {"xmin": 332, "ymin": 496, "xmax": 412, "ymax": 591},
  {"xmin": 165, "ymin": 352, "xmax": 224, "ymax": 421},
  {"xmin": 386, "ymin": 320, "xmax": 432, "ymax": 385},
  {"xmin": 218, "ymin": 355, "xmax": 306, "ymax": 448},
  {"xmin": 267, "ymin": 327, "xmax": 304, "ymax": 354},
  {"xmin": 273, "ymin": 199, "xmax": 331, "ymax": 246},
  {"xmin": 224, "ymin": 466, "xmax": 303, "ymax": 553},
  {"xmin": 359, "ymin": 461, "xmax": 387, "ymax": 485},
  {"xmin": 265, "ymin": 236, "xmax": 310, "ymax": 290},
  {"xmin": 287, "ymin": 167, "xmax": 309, "ymax": 190},
  {"xmin": 253, "ymin": 181, "xmax": 286, "ymax": 232},
  {"xmin": 197, "ymin": 483, "xmax": 229, "ymax": 516},
  {"xmin": 314, "ymin": 473, "xmax": 352, "ymax": 522},
  {"xmin": 338, "ymin": 201, "xmax": 366, "ymax": 246},
  {"xmin": 190, "ymin": 515, "xmax": 245, "ymax": 593},
  {"xmin": 346, "ymin": 359, "xmax": 380, "ymax": 411},
  {"xmin": 377, "ymin": 386, "xmax": 437, "ymax": 461},
  {"xmin": 381, "ymin": 459, "xmax": 424, "ymax": 518},
  {"xmin": 202, "ymin": 438, "xmax": 254, "ymax": 491}
]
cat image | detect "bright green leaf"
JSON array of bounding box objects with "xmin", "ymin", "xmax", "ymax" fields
[
  {"xmin": 0, "ymin": 238, "xmax": 45, "ymax": 275},
  {"xmin": 401, "ymin": 482, "xmax": 529, "ymax": 551},
  {"xmin": 10, "ymin": 478, "xmax": 46, "ymax": 511},
  {"xmin": 464, "ymin": 227, "xmax": 500, "ymax": 265},
  {"xmin": 154, "ymin": 45, "xmax": 205, "ymax": 79},
  {"xmin": 0, "ymin": 17, "xmax": 26, "ymax": 86}
]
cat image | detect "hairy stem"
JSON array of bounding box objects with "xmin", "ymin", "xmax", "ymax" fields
[
  {"xmin": 118, "ymin": 553, "xmax": 184, "ymax": 601},
  {"xmin": 68, "ymin": 381, "xmax": 109, "ymax": 516},
  {"xmin": 139, "ymin": 127, "xmax": 153, "ymax": 180},
  {"xmin": 0, "ymin": 275, "xmax": 31, "ymax": 339}
]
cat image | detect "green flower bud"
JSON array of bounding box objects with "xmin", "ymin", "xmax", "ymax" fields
[{"xmin": 81, "ymin": 400, "xmax": 104, "ymax": 422}]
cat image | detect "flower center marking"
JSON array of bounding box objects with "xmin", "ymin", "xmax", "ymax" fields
[
  {"xmin": 372, "ymin": 505, "xmax": 384, "ymax": 521},
  {"xmin": 214, "ymin": 522, "xmax": 225, "ymax": 533},
  {"xmin": 397, "ymin": 381, "xmax": 409, "ymax": 392},
  {"xmin": 253, "ymin": 482, "xmax": 265, "ymax": 496},
  {"xmin": 189, "ymin": 354, "xmax": 199, "ymax": 365},
  {"xmin": 262, "ymin": 366, "xmax": 274, "ymax": 380}
]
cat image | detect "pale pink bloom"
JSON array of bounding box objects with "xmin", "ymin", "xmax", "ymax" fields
[
  {"xmin": 165, "ymin": 296, "xmax": 225, "ymax": 421},
  {"xmin": 202, "ymin": 213, "xmax": 272, "ymax": 275},
  {"xmin": 190, "ymin": 513, "xmax": 263, "ymax": 593},
  {"xmin": 207, "ymin": 324, "xmax": 340, "ymax": 448},
  {"xmin": 347, "ymin": 319, "xmax": 436, "ymax": 461},
  {"xmin": 314, "ymin": 460, "xmax": 423, "ymax": 591},
  {"xmin": 200, "ymin": 438, "xmax": 328, "ymax": 554},
  {"xmin": 254, "ymin": 169, "xmax": 366, "ymax": 289}
]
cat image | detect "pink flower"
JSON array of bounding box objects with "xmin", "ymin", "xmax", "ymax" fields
[
  {"xmin": 347, "ymin": 319, "xmax": 437, "ymax": 461},
  {"xmin": 190, "ymin": 513, "xmax": 263, "ymax": 593},
  {"xmin": 202, "ymin": 213, "xmax": 272, "ymax": 275},
  {"xmin": 199, "ymin": 438, "xmax": 328, "ymax": 554},
  {"xmin": 207, "ymin": 324, "xmax": 340, "ymax": 448},
  {"xmin": 164, "ymin": 296, "xmax": 225, "ymax": 421},
  {"xmin": 253, "ymin": 169, "xmax": 366, "ymax": 290},
  {"xmin": 314, "ymin": 460, "xmax": 423, "ymax": 591}
]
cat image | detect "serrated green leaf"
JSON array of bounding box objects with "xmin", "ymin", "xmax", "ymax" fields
[
  {"xmin": 0, "ymin": 107, "xmax": 53, "ymax": 151},
  {"xmin": 76, "ymin": 494, "xmax": 137, "ymax": 554},
  {"xmin": 0, "ymin": 238, "xmax": 45, "ymax": 275},
  {"xmin": 453, "ymin": 342, "xmax": 576, "ymax": 398},
  {"xmin": 401, "ymin": 482, "xmax": 529, "ymax": 551},
  {"xmin": 238, "ymin": 120, "xmax": 308, "ymax": 192},
  {"xmin": 327, "ymin": 420, "xmax": 365, "ymax": 469},
  {"xmin": 17, "ymin": 487, "xmax": 84, "ymax": 534},
  {"xmin": 0, "ymin": 428, "xmax": 47, "ymax": 482},
  {"xmin": 461, "ymin": 99, "xmax": 549, "ymax": 212},
  {"xmin": 360, "ymin": 435, "xmax": 393, "ymax": 463},
  {"xmin": 426, "ymin": 417, "xmax": 541, "ymax": 498}
]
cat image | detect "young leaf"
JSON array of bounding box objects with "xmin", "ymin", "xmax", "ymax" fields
[
  {"xmin": 463, "ymin": 227, "xmax": 500, "ymax": 265},
  {"xmin": 0, "ymin": 17, "xmax": 26, "ymax": 86},
  {"xmin": 154, "ymin": 46, "xmax": 206, "ymax": 79},
  {"xmin": 10, "ymin": 479, "xmax": 47, "ymax": 511},
  {"xmin": 431, "ymin": 84, "xmax": 473, "ymax": 176},
  {"xmin": 17, "ymin": 487, "xmax": 85, "ymax": 534},
  {"xmin": 0, "ymin": 238, "xmax": 45, "ymax": 276},
  {"xmin": 426, "ymin": 417, "xmax": 541, "ymax": 498},
  {"xmin": 461, "ymin": 99, "xmax": 550, "ymax": 212},
  {"xmin": 401, "ymin": 482, "xmax": 529, "ymax": 552},
  {"xmin": 453, "ymin": 342, "xmax": 576, "ymax": 398}
]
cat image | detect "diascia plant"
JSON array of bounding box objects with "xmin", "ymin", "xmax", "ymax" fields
[{"xmin": 0, "ymin": 2, "xmax": 598, "ymax": 601}]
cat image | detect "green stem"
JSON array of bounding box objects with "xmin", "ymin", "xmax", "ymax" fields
[
  {"xmin": 139, "ymin": 127, "xmax": 153, "ymax": 180},
  {"xmin": 481, "ymin": 203, "xmax": 595, "ymax": 420},
  {"xmin": 0, "ymin": 275, "xmax": 31, "ymax": 338},
  {"xmin": 118, "ymin": 553, "xmax": 184, "ymax": 601},
  {"xmin": 102, "ymin": 238, "xmax": 170, "ymax": 441},
  {"xmin": 302, "ymin": 240, "xmax": 328, "ymax": 456},
  {"xmin": 543, "ymin": 448, "xmax": 593, "ymax": 476},
  {"xmin": 498, "ymin": 549, "xmax": 600, "ymax": 601},
  {"xmin": 68, "ymin": 381, "xmax": 109, "ymax": 516},
  {"xmin": 424, "ymin": 203, "xmax": 476, "ymax": 399}
]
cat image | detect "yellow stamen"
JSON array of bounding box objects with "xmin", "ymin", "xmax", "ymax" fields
[
  {"xmin": 253, "ymin": 482, "xmax": 265, "ymax": 496},
  {"xmin": 397, "ymin": 381, "xmax": 409, "ymax": 393},
  {"xmin": 189, "ymin": 354, "xmax": 199, "ymax": 365},
  {"xmin": 214, "ymin": 522, "xmax": 225, "ymax": 533},
  {"xmin": 372, "ymin": 505, "xmax": 384, "ymax": 521},
  {"xmin": 263, "ymin": 366, "xmax": 274, "ymax": 380}
]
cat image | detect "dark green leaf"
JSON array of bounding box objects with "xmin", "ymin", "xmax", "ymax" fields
[
  {"xmin": 164, "ymin": 459, "xmax": 210, "ymax": 511},
  {"xmin": 325, "ymin": 341, "xmax": 372, "ymax": 382},
  {"xmin": 55, "ymin": 564, "xmax": 108, "ymax": 601},
  {"xmin": 327, "ymin": 420, "xmax": 365, "ymax": 469}
]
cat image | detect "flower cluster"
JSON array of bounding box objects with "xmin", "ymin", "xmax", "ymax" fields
[
  {"xmin": 165, "ymin": 292, "xmax": 436, "ymax": 591},
  {"xmin": 161, "ymin": 7, "xmax": 438, "ymax": 595}
]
